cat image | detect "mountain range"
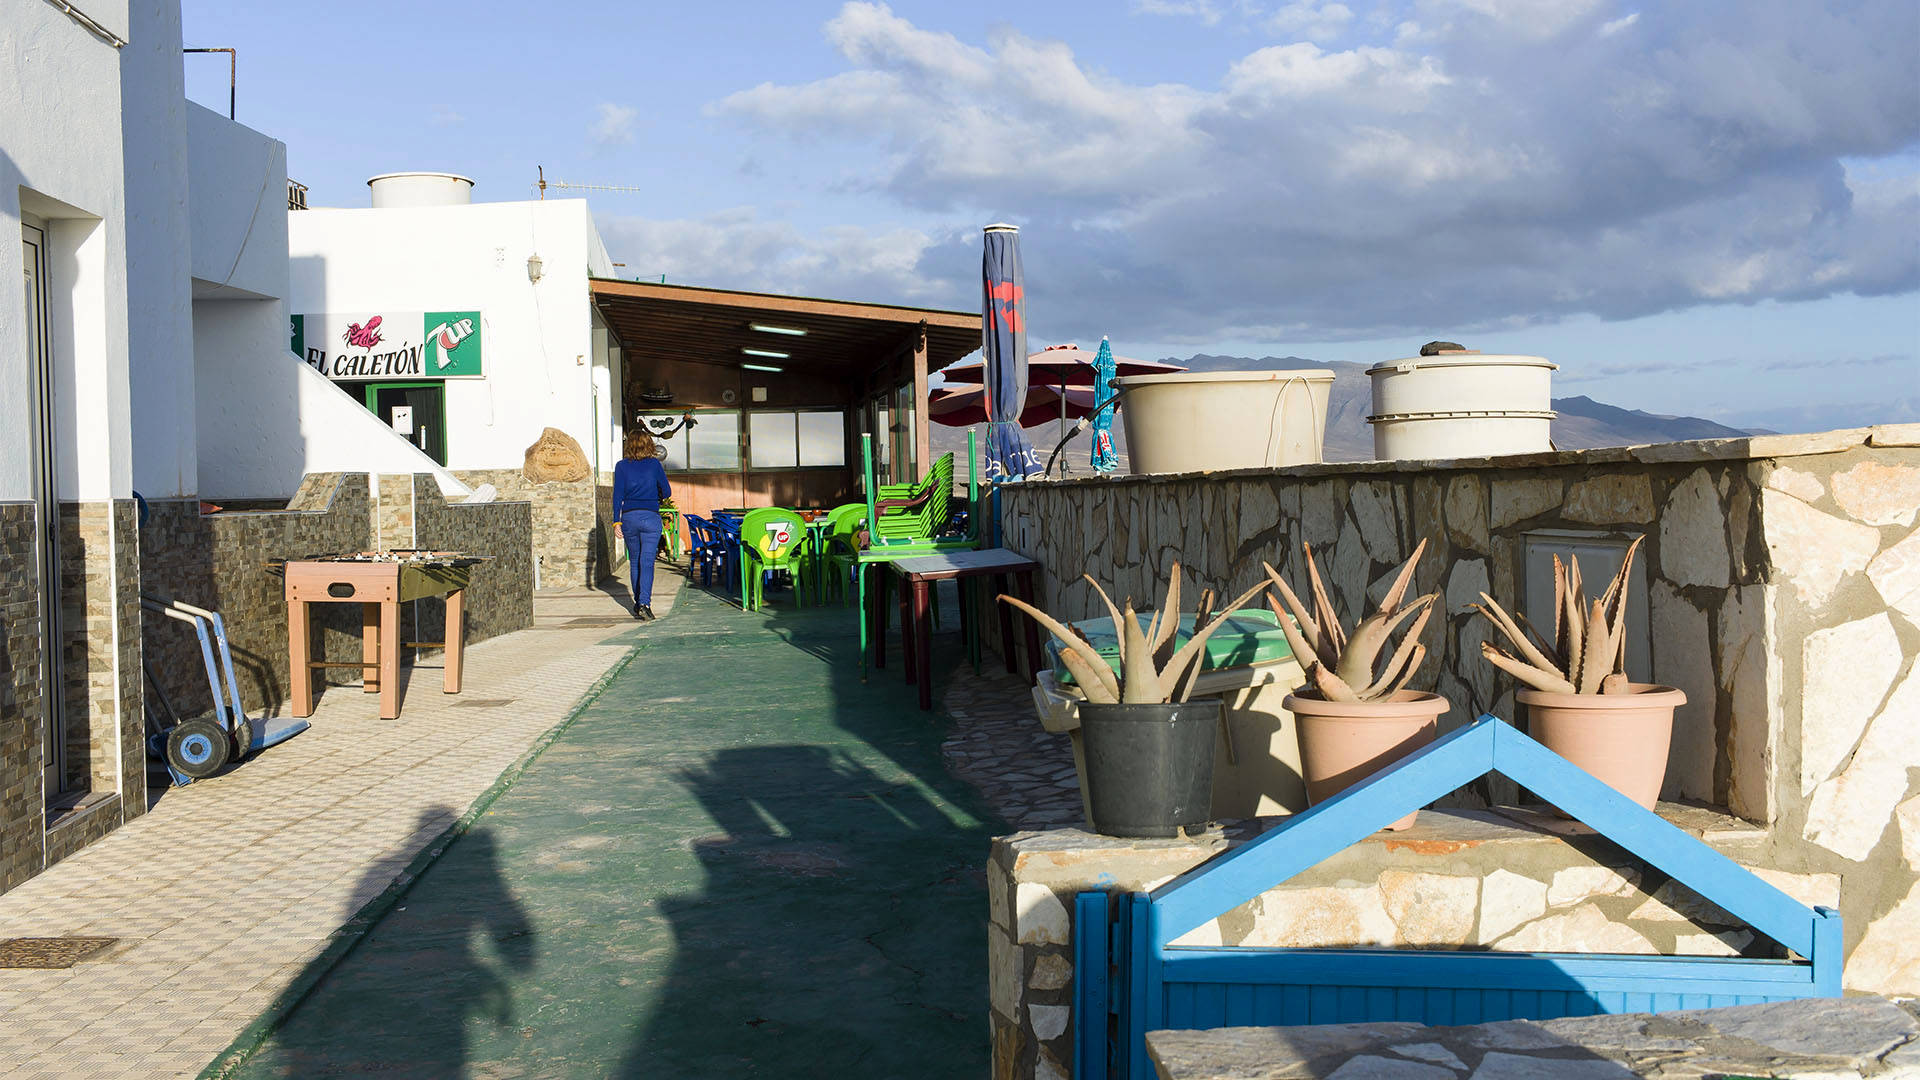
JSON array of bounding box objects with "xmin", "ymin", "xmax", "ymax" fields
[{"xmin": 929, "ymin": 353, "xmax": 1759, "ymax": 470}]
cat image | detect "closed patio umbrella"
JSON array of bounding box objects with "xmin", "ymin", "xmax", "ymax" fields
[
  {"xmin": 981, "ymin": 224, "xmax": 1041, "ymax": 481},
  {"xmin": 1089, "ymin": 337, "xmax": 1119, "ymax": 473}
]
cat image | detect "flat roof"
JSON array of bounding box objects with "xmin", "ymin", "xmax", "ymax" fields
[{"xmin": 590, "ymin": 278, "xmax": 982, "ymax": 377}]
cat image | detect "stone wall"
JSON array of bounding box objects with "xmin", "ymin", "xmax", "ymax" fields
[
  {"xmin": 140, "ymin": 474, "xmax": 374, "ymax": 722},
  {"xmin": 993, "ymin": 425, "xmax": 1920, "ymax": 1016},
  {"xmin": 452, "ymin": 468, "xmax": 606, "ymax": 588},
  {"xmin": 0, "ymin": 502, "xmax": 46, "ymax": 892},
  {"xmin": 410, "ymin": 475, "xmax": 535, "ymax": 647},
  {"xmin": 987, "ymin": 810, "xmax": 1842, "ymax": 1080},
  {"xmin": 140, "ymin": 473, "xmax": 537, "ymax": 722}
]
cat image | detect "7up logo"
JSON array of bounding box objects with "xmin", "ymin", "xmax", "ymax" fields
[{"xmin": 423, "ymin": 310, "xmax": 482, "ymax": 376}]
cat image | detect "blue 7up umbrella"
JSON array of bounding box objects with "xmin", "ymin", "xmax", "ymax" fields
[
  {"xmin": 981, "ymin": 224, "xmax": 1041, "ymax": 482},
  {"xmin": 1089, "ymin": 337, "xmax": 1119, "ymax": 473}
]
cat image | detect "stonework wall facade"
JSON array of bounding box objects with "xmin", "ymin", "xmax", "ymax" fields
[
  {"xmin": 452, "ymin": 468, "xmax": 606, "ymax": 588},
  {"xmin": 410, "ymin": 475, "xmax": 535, "ymax": 647},
  {"xmin": 992, "ymin": 425, "xmax": 1920, "ymax": 1045},
  {"xmin": 0, "ymin": 502, "xmax": 46, "ymax": 892}
]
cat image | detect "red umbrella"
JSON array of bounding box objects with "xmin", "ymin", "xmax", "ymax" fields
[
  {"xmin": 939, "ymin": 344, "xmax": 1183, "ymax": 387},
  {"xmin": 928, "ymin": 383, "xmax": 1099, "ymax": 428}
]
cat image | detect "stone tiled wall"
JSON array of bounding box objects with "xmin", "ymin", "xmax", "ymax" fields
[
  {"xmin": 140, "ymin": 474, "xmax": 374, "ymax": 721},
  {"xmin": 452, "ymin": 468, "xmax": 606, "ymax": 588},
  {"xmin": 987, "ymin": 812, "xmax": 1840, "ymax": 1079},
  {"xmin": 111, "ymin": 500, "xmax": 144, "ymax": 823},
  {"xmin": 0, "ymin": 502, "xmax": 46, "ymax": 892},
  {"xmin": 141, "ymin": 473, "xmax": 536, "ymax": 721},
  {"xmin": 410, "ymin": 476, "xmax": 535, "ymax": 648},
  {"xmin": 995, "ymin": 425, "xmax": 1920, "ymax": 1006}
]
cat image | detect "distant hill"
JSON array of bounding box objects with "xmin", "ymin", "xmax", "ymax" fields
[{"xmin": 927, "ymin": 353, "xmax": 1761, "ymax": 471}]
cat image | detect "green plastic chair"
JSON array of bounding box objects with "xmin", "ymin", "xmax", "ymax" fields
[
  {"xmin": 739, "ymin": 507, "xmax": 809, "ymax": 612},
  {"xmin": 870, "ymin": 452, "xmax": 954, "ymax": 546},
  {"xmin": 817, "ymin": 502, "xmax": 869, "ymax": 606}
]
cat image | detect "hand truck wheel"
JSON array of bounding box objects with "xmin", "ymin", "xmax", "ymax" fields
[{"xmin": 166, "ymin": 719, "xmax": 230, "ymax": 779}]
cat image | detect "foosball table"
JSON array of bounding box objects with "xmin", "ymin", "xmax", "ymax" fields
[{"xmin": 270, "ymin": 551, "xmax": 488, "ymax": 720}]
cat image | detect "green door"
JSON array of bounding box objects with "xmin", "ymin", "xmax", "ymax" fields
[{"xmin": 366, "ymin": 382, "xmax": 447, "ymax": 465}]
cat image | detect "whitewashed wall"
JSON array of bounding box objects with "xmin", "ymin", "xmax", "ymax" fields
[
  {"xmin": 286, "ymin": 199, "xmax": 615, "ymax": 473},
  {"xmin": 0, "ymin": 0, "xmax": 138, "ymax": 502}
]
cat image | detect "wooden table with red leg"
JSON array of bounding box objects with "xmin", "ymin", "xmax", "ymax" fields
[{"xmin": 888, "ymin": 548, "xmax": 1044, "ymax": 711}]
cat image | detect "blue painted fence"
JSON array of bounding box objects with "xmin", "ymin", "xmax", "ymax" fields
[{"xmin": 1073, "ymin": 716, "xmax": 1842, "ymax": 1079}]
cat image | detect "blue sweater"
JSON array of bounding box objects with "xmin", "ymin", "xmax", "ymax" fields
[{"xmin": 612, "ymin": 456, "xmax": 671, "ymax": 516}]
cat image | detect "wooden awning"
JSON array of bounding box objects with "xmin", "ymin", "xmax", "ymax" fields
[{"xmin": 590, "ymin": 278, "xmax": 981, "ymax": 378}]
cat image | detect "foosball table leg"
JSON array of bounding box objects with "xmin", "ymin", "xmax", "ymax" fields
[
  {"xmin": 288, "ymin": 597, "xmax": 315, "ymax": 718},
  {"xmin": 362, "ymin": 602, "xmax": 381, "ymax": 695},
  {"xmin": 379, "ymin": 599, "xmax": 401, "ymax": 720},
  {"xmin": 443, "ymin": 587, "xmax": 466, "ymax": 694}
]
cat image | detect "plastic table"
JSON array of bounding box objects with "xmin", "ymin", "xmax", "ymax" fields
[{"xmin": 880, "ymin": 548, "xmax": 1044, "ymax": 711}]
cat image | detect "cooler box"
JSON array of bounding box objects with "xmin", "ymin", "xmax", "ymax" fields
[{"xmin": 1032, "ymin": 607, "xmax": 1308, "ymax": 823}]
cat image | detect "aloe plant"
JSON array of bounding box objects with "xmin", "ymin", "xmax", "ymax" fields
[
  {"xmin": 999, "ymin": 564, "xmax": 1269, "ymax": 705},
  {"xmin": 1471, "ymin": 536, "xmax": 1642, "ymax": 695},
  {"xmin": 1261, "ymin": 540, "xmax": 1439, "ymax": 702}
]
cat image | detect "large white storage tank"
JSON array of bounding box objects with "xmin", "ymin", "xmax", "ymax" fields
[
  {"xmin": 1366, "ymin": 346, "xmax": 1556, "ymax": 460},
  {"xmin": 367, "ymin": 172, "xmax": 475, "ymax": 208}
]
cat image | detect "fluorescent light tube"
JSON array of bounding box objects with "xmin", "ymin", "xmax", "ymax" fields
[
  {"xmin": 749, "ymin": 323, "xmax": 807, "ymax": 336},
  {"xmin": 742, "ymin": 362, "xmax": 784, "ymax": 373},
  {"xmin": 741, "ymin": 348, "xmax": 790, "ymax": 359}
]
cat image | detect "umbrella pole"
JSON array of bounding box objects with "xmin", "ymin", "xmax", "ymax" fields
[{"xmin": 1057, "ymin": 373, "xmax": 1069, "ymax": 476}]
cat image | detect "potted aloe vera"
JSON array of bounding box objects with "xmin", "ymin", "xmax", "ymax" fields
[
  {"xmin": 1001, "ymin": 565, "xmax": 1268, "ymax": 837},
  {"xmin": 1470, "ymin": 537, "xmax": 1682, "ymax": 809},
  {"xmin": 1264, "ymin": 540, "xmax": 1446, "ymax": 830}
]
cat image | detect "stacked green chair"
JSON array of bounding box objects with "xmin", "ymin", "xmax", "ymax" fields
[
  {"xmin": 739, "ymin": 507, "xmax": 809, "ymax": 612},
  {"xmin": 817, "ymin": 502, "xmax": 869, "ymax": 606},
  {"xmin": 870, "ymin": 452, "xmax": 954, "ymax": 546}
]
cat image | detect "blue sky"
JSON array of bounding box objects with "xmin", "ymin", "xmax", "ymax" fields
[{"xmin": 183, "ymin": 1, "xmax": 1919, "ymax": 432}]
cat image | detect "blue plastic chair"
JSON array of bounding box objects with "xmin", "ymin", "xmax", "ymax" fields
[{"xmin": 682, "ymin": 515, "xmax": 727, "ymax": 589}]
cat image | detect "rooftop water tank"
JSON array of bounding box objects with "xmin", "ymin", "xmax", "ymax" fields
[
  {"xmin": 1366, "ymin": 350, "xmax": 1557, "ymax": 460},
  {"xmin": 367, "ymin": 172, "xmax": 475, "ymax": 208}
]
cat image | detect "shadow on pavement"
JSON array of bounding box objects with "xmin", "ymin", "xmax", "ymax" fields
[{"xmin": 231, "ymin": 806, "xmax": 535, "ymax": 1079}]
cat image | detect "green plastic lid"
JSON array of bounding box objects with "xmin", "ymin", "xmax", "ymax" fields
[{"xmin": 1046, "ymin": 607, "xmax": 1296, "ymax": 687}]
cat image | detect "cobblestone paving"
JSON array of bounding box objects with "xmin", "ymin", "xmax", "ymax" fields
[
  {"xmin": 0, "ymin": 575, "xmax": 678, "ymax": 1079},
  {"xmin": 942, "ymin": 665, "xmax": 1085, "ymax": 830}
]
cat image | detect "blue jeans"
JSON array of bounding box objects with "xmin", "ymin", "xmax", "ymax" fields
[{"xmin": 620, "ymin": 509, "xmax": 663, "ymax": 607}]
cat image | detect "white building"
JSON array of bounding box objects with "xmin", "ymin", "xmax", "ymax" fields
[{"xmin": 285, "ymin": 183, "xmax": 624, "ymax": 584}]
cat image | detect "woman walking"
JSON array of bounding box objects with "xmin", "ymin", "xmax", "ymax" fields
[{"xmin": 613, "ymin": 430, "xmax": 672, "ymax": 620}]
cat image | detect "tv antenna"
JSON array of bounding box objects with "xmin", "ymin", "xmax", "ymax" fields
[{"xmin": 536, "ymin": 165, "xmax": 643, "ymax": 199}]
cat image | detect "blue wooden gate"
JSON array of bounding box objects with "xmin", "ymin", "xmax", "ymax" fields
[{"xmin": 1073, "ymin": 717, "xmax": 1842, "ymax": 1079}]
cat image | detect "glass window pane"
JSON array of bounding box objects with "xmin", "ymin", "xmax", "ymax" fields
[
  {"xmin": 797, "ymin": 411, "xmax": 846, "ymax": 467},
  {"xmin": 749, "ymin": 411, "xmax": 797, "ymax": 469},
  {"xmin": 688, "ymin": 411, "xmax": 740, "ymax": 469}
]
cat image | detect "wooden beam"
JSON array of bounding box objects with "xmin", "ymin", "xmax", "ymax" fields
[{"xmin": 591, "ymin": 277, "xmax": 979, "ymax": 332}]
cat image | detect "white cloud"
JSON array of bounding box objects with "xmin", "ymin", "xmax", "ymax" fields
[
  {"xmin": 1598, "ymin": 11, "xmax": 1640, "ymax": 36},
  {"xmin": 1266, "ymin": 1, "xmax": 1355, "ymax": 42},
  {"xmin": 678, "ymin": 1, "xmax": 1919, "ymax": 345},
  {"xmin": 592, "ymin": 102, "xmax": 640, "ymax": 146},
  {"xmin": 428, "ymin": 104, "xmax": 463, "ymax": 126},
  {"xmin": 1133, "ymin": 0, "xmax": 1223, "ymax": 26}
]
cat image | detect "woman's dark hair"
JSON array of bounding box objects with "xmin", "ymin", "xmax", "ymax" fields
[{"xmin": 624, "ymin": 429, "xmax": 656, "ymax": 460}]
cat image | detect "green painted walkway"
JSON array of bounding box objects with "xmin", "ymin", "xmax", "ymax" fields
[{"xmin": 225, "ymin": 584, "xmax": 996, "ymax": 1079}]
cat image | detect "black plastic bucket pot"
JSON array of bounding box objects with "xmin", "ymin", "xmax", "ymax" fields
[{"xmin": 1080, "ymin": 699, "xmax": 1220, "ymax": 838}]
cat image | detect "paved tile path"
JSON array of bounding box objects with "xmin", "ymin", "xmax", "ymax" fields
[
  {"xmin": 0, "ymin": 578, "xmax": 671, "ymax": 1079},
  {"xmin": 222, "ymin": 584, "xmax": 999, "ymax": 1078}
]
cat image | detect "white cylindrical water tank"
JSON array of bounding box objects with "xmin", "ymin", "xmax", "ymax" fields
[
  {"xmin": 367, "ymin": 172, "xmax": 475, "ymax": 208},
  {"xmin": 1114, "ymin": 369, "xmax": 1337, "ymax": 473},
  {"xmin": 1365, "ymin": 354, "xmax": 1557, "ymax": 460}
]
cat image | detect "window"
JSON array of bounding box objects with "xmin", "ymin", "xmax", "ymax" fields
[
  {"xmin": 639, "ymin": 409, "xmax": 739, "ymax": 471},
  {"xmin": 747, "ymin": 410, "xmax": 846, "ymax": 469}
]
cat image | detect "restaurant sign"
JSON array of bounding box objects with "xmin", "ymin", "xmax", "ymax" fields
[{"xmin": 291, "ymin": 311, "xmax": 483, "ymax": 381}]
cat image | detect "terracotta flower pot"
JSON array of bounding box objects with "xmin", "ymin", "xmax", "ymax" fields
[
  {"xmin": 1283, "ymin": 690, "xmax": 1448, "ymax": 831},
  {"xmin": 1519, "ymin": 684, "xmax": 1684, "ymax": 810}
]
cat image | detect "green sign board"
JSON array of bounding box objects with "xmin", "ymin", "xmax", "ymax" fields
[{"xmin": 292, "ymin": 311, "xmax": 483, "ymax": 381}]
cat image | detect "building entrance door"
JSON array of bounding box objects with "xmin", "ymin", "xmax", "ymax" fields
[
  {"xmin": 22, "ymin": 220, "xmax": 66, "ymax": 800},
  {"xmin": 364, "ymin": 382, "xmax": 447, "ymax": 466}
]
